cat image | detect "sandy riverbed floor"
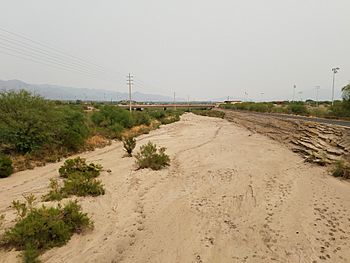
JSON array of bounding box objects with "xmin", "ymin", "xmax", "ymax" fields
[{"xmin": 1, "ymin": 113, "xmax": 350, "ymax": 263}]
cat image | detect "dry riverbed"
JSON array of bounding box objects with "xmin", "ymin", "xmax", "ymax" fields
[{"xmin": 1, "ymin": 113, "xmax": 350, "ymax": 263}]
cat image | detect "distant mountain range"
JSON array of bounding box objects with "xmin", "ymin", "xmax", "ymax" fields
[{"xmin": 0, "ymin": 79, "xmax": 184, "ymax": 102}]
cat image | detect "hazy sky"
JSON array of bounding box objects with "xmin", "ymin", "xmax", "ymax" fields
[{"xmin": 0, "ymin": 0, "xmax": 349, "ymax": 101}]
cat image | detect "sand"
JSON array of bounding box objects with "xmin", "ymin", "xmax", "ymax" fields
[{"xmin": 1, "ymin": 113, "xmax": 350, "ymax": 263}]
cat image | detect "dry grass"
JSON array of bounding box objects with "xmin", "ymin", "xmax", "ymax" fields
[{"xmin": 86, "ymin": 135, "xmax": 111, "ymax": 149}]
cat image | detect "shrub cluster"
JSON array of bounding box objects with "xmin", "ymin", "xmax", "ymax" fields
[
  {"xmin": 91, "ymin": 106, "xmax": 184, "ymax": 139},
  {"xmin": 58, "ymin": 157, "xmax": 102, "ymax": 178},
  {"xmin": 123, "ymin": 137, "xmax": 136, "ymax": 156},
  {"xmin": 135, "ymin": 142, "xmax": 170, "ymax": 170},
  {"xmin": 1, "ymin": 198, "xmax": 92, "ymax": 263},
  {"xmin": 43, "ymin": 157, "xmax": 105, "ymax": 201},
  {"xmin": 0, "ymin": 91, "xmax": 89, "ymax": 155},
  {"xmin": 0, "ymin": 154, "xmax": 13, "ymax": 178},
  {"xmin": 220, "ymin": 99, "xmax": 350, "ymax": 119}
]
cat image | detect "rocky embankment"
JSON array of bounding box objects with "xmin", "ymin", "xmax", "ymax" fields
[{"xmin": 221, "ymin": 109, "xmax": 350, "ymax": 165}]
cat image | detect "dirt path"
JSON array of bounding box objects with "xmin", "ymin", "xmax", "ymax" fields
[{"xmin": 1, "ymin": 113, "xmax": 350, "ymax": 263}]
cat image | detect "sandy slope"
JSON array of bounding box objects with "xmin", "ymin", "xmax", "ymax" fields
[{"xmin": 1, "ymin": 113, "xmax": 350, "ymax": 263}]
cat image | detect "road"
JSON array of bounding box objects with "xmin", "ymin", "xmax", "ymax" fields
[{"xmin": 0, "ymin": 113, "xmax": 350, "ymax": 263}]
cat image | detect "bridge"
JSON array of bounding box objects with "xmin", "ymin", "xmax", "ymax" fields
[{"xmin": 118, "ymin": 104, "xmax": 216, "ymax": 110}]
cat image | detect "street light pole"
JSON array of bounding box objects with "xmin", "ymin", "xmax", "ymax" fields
[{"xmin": 331, "ymin": 67, "xmax": 340, "ymax": 106}]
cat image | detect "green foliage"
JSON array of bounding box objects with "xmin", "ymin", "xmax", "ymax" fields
[
  {"xmin": 332, "ymin": 160, "xmax": 350, "ymax": 179},
  {"xmin": 0, "ymin": 154, "xmax": 13, "ymax": 178},
  {"xmin": 132, "ymin": 111, "xmax": 151, "ymax": 126},
  {"xmin": 59, "ymin": 157, "xmax": 102, "ymax": 179},
  {"xmin": 23, "ymin": 243, "xmax": 40, "ymax": 263},
  {"xmin": 135, "ymin": 142, "xmax": 170, "ymax": 170},
  {"xmin": 44, "ymin": 158, "xmax": 105, "ymax": 201},
  {"xmin": 11, "ymin": 194, "xmax": 36, "ymax": 221},
  {"xmin": 42, "ymin": 179, "xmax": 66, "ymax": 202},
  {"xmin": 330, "ymin": 101, "xmax": 350, "ymax": 118},
  {"xmin": 91, "ymin": 106, "xmax": 133, "ymax": 138},
  {"xmin": 0, "ymin": 90, "xmax": 89, "ymax": 154},
  {"xmin": 286, "ymin": 103, "xmax": 309, "ymax": 115},
  {"xmin": 0, "ymin": 90, "xmax": 55, "ymax": 153},
  {"xmin": 123, "ymin": 137, "xmax": 136, "ymax": 156},
  {"xmin": 55, "ymin": 106, "xmax": 89, "ymax": 152},
  {"xmin": 61, "ymin": 174, "xmax": 105, "ymax": 197},
  {"xmin": 147, "ymin": 110, "xmax": 166, "ymax": 120},
  {"xmin": 1, "ymin": 200, "xmax": 92, "ymax": 263}
]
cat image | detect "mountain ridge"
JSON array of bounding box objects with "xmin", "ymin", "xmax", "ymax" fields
[{"xmin": 0, "ymin": 79, "xmax": 184, "ymax": 102}]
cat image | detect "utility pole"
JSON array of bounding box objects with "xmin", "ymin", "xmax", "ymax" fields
[
  {"xmin": 315, "ymin": 86, "xmax": 320, "ymax": 107},
  {"xmin": 127, "ymin": 73, "xmax": 133, "ymax": 112},
  {"xmin": 292, "ymin": 84, "xmax": 296, "ymax": 102},
  {"xmin": 331, "ymin": 67, "xmax": 340, "ymax": 106},
  {"xmin": 174, "ymin": 92, "xmax": 176, "ymax": 111}
]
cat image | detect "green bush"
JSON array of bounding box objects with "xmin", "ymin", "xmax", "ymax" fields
[
  {"xmin": 132, "ymin": 111, "xmax": 151, "ymax": 126},
  {"xmin": 42, "ymin": 179, "xmax": 66, "ymax": 202},
  {"xmin": 61, "ymin": 174, "xmax": 105, "ymax": 197},
  {"xmin": 0, "ymin": 154, "xmax": 13, "ymax": 178},
  {"xmin": 0, "ymin": 91, "xmax": 89, "ymax": 154},
  {"xmin": 59, "ymin": 157, "xmax": 102, "ymax": 179},
  {"xmin": 147, "ymin": 110, "xmax": 166, "ymax": 120},
  {"xmin": 286, "ymin": 103, "xmax": 309, "ymax": 115},
  {"xmin": 123, "ymin": 137, "xmax": 136, "ymax": 156},
  {"xmin": 91, "ymin": 105, "xmax": 133, "ymax": 132},
  {"xmin": 332, "ymin": 160, "xmax": 350, "ymax": 179},
  {"xmin": 55, "ymin": 106, "xmax": 89, "ymax": 151},
  {"xmin": 44, "ymin": 158, "xmax": 105, "ymax": 201},
  {"xmin": 1, "ymin": 200, "xmax": 92, "ymax": 263},
  {"xmin": 135, "ymin": 142, "xmax": 170, "ymax": 170}
]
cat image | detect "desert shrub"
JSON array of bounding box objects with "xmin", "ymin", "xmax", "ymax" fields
[
  {"xmin": 0, "ymin": 91, "xmax": 89, "ymax": 155},
  {"xmin": 61, "ymin": 174, "xmax": 105, "ymax": 197},
  {"xmin": 329, "ymin": 101, "xmax": 350, "ymax": 118},
  {"xmin": 135, "ymin": 142, "xmax": 170, "ymax": 170},
  {"xmin": 147, "ymin": 110, "xmax": 166, "ymax": 120},
  {"xmin": 1, "ymin": 200, "xmax": 92, "ymax": 263},
  {"xmin": 0, "ymin": 91, "xmax": 56, "ymax": 153},
  {"xmin": 308, "ymin": 107, "xmax": 329, "ymax": 118},
  {"xmin": 91, "ymin": 105, "xmax": 133, "ymax": 136},
  {"xmin": 123, "ymin": 137, "xmax": 136, "ymax": 156},
  {"xmin": 0, "ymin": 154, "xmax": 13, "ymax": 178},
  {"xmin": 55, "ymin": 107, "xmax": 89, "ymax": 152},
  {"xmin": 286, "ymin": 103, "xmax": 308, "ymax": 115},
  {"xmin": 332, "ymin": 160, "xmax": 350, "ymax": 179},
  {"xmin": 44, "ymin": 158, "xmax": 105, "ymax": 200},
  {"xmin": 58, "ymin": 157, "xmax": 102, "ymax": 179},
  {"xmin": 42, "ymin": 179, "xmax": 66, "ymax": 202},
  {"xmin": 132, "ymin": 111, "xmax": 151, "ymax": 126}
]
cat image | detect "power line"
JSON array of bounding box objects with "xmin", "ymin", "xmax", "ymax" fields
[
  {"xmin": 0, "ymin": 26, "xmax": 160, "ymax": 95},
  {"xmin": 0, "ymin": 27, "xmax": 126, "ymax": 79},
  {"xmin": 0, "ymin": 43, "xmax": 116, "ymax": 81},
  {"xmin": 0, "ymin": 34, "xmax": 122, "ymax": 82},
  {"xmin": 0, "ymin": 49, "xmax": 116, "ymax": 83}
]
